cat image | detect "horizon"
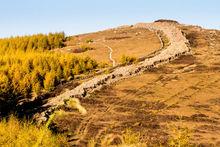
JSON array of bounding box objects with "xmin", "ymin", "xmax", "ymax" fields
[{"xmin": 0, "ymin": 0, "xmax": 219, "ymax": 38}]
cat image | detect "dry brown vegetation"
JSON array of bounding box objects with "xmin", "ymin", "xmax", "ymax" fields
[
  {"xmin": 56, "ymin": 26, "xmax": 161, "ymax": 65},
  {"xmin": 53, "ymin": 25, "xmax": 220, "ymax": 146}
]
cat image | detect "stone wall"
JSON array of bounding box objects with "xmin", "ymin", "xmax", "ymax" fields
[{"xmin": 36, "ymin": 22, "xmax": 190, "ymax": 122}]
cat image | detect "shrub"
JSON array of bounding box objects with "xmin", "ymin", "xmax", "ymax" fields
[
  {"xmin": 65, "ymin": 99, "xmax": 87, "ymax": 115},
  {"xmin": 120, "ymin": 55, "xmax": 137, "ymax": 65},
  {"xmin": 72, "ymin": 45, "xmax": 94, "ymax": 53},
  {"xmin": 168, "ymin": 125, "xmax": 191, "ymax": 147},
  {"xmin": 122, "ymin": 129, "xmax": 141, "ymax": 145},
  {"xmin": 85, "ymin": 39, "xmax": 94, "ymax": 43},
  {"xmin": 0, "ymin": 116, "xmax": 68, "ymax": 147},
  {"xmin": 100, "ymin": 129, "xmax": 144, "ymax": 146},
  {"xmin": 99, "ymin": 62, "xmax": 109, "ymax": 68}
]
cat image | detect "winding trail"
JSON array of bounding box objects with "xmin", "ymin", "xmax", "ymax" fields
[
  {"xmin": 99, "ymin": 42, "xmax": 116, "ymax": 67},
  {"xmin": 36, "ymin": 22, "xmax": 190, "ymax": 123}
]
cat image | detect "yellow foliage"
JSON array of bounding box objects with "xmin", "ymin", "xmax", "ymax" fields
[
  {"xmin": 0, "ymin": 32, "xmax": 65, "ymax": 52},
  {"xmin": 44, "ymin": 71, "xmax": 57, "ymax": 92},
  {"xmin": 120, "ymin": 55, "xmax": 137, "ymax": 65},
  {"xmin": 0, "ymin": 116, "xmax": 69, "ymax": 147},
  {"xmin": 168, "ymin": 125, "xmax": 191, "ymax": 147},
  {"xmin": 0, "ymin": 50, "xmax": 97, "ymax": 103},
  {"xmin": 122, "ymin": 129, "xmax": 141, "ymax": 145}
]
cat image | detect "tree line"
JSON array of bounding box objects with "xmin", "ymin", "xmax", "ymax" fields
[
  {"xmin": 0, "ymin": 32, "xmax": 65, "ymax": 53},
  {"xmin": 0, "ymin": 51, "xmax": 97, "ymax": 104}
]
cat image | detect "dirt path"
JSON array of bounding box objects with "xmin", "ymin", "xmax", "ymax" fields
[{"xmin": 99, "ymin": 42, "xmax": 116, "ymax": 67}]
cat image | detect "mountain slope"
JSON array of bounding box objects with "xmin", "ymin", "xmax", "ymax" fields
[{"xmin": 19, "ymin": 20, "xmax": 219, "ymax": 146}]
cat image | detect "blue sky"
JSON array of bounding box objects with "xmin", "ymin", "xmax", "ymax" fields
[{"xmin": 0, "ymin": 0, "xmax": 219, "ymax": 38}]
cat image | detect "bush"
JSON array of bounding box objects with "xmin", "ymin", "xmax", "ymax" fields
[
  {"xmin": 85, "ymin": 39, "xmax": 94, "ymax": 43},
  {"xmin": 168, "ymin": 125, "xmax": 191, "ymax": 147},
  {"xmin": 122, "ymin": 129, "xmax": 141, "ymax": 145},
  {"xmin": 120, "ymin": 55, "xmax": 137, "ymax": 65},
  {"xmin": 99, "ymin": 129, "xmax": 144, "ymax": 146},
  {"xmin": 72, "ymin": 45, "xmax": 94, "ymax": 53},
  {"xmin": 65, "ymin": 99, "xmax": 87, "ymax": 115},
  {"xmin": 0, "ymin": 116, "xmax": 68, "ymax": 147}
]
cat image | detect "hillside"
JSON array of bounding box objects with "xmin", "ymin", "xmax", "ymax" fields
[
  {"xmin": 0, "ymin": 20, "xmax": 220, "ymax": 146},
  {"xmin": 33, "ymin": 21, "xmax": 220, "ymax": 146},
  {"xmin": 56, "ymin": 26, "xmax": 162, "ymax": 66}
]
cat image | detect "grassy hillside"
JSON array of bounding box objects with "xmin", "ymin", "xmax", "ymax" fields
[
  {"xmin": 53, "ymin": 25, "xmax": 220, "ymax": 146},
  {"xmin": 57, "ymin": 26, "xmax": 161, "ymax": 65}
]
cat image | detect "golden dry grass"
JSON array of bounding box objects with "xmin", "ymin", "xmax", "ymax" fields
[
  {"xmin": 57, "ymin": 26, "xmax": 161, "ymax": 65},
  {"xmin": 53, "ymin": 25, "xmax": 220, "ymax": 146},
  {"xmin": 0, "ymin": 116, "xmax": 68, "ymax": 147},
  {"xmin": 66, "ymin": 98, "xmax": 87, "ymax": 115}
]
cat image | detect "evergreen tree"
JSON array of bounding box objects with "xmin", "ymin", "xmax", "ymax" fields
[{"xmin": 44, "ymin": 71, "xmax": 57, "ymax": 92}]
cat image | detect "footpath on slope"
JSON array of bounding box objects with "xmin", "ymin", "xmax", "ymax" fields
[
  {"xmin": 97, "ymin": 42, "xmax": 116, "ymax": 67},
  {"xmin": 35, "ymin": 22, "xmax": 190, "ymax": 122}
]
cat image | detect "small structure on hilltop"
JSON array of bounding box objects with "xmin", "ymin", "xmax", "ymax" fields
[{"xmin": 154, "ymin": 19, "xmax": 179, "ymax": 24}]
